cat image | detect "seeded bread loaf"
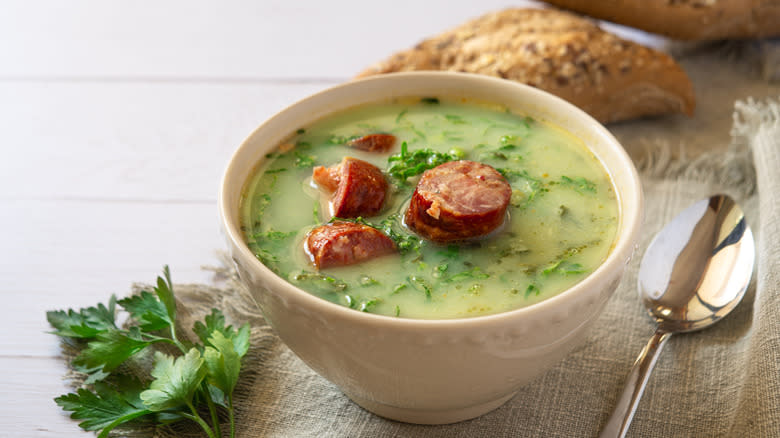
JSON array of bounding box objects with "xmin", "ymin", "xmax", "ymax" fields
[
  {"xmin": 356, "ymin": 8, "xmax": 696, "ymax": 124},
  {"xmin": 541, "ymin": 0, "xmax": 780, "ymax": 41}
]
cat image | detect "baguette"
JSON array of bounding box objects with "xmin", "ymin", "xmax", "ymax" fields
[
  {"xmin": 356, "ymin": 8, "xmax": 696, "ymax": 124},
  {"xmin": 541, "ymin": 0, "xmax": 780, "ymax": 41}
]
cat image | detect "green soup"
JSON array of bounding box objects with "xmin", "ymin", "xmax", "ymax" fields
[{"xmin": 240, "ymin": 97, "xmax": 618, "ymax": 319}]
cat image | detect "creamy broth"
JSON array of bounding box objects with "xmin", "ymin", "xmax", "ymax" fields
[{"xmin": 240, "ymin": 98, "xmax": 618, "ymax": 319}]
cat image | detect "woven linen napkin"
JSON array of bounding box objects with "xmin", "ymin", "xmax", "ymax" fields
[{"xmin": 60, "ymin": 45, "xmax": 779, "ymax": 438}]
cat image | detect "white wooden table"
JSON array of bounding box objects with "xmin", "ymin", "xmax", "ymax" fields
[{"xmin": 0, "ymin": 1, "xmax": 661, "ymax": 435}]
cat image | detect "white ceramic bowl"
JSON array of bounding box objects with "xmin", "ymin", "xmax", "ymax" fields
[{"xmin": 219, "ymin": 72, "xmax": 643, "ymax": 424}]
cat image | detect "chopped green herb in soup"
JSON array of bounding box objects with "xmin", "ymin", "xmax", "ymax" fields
[{"xmin": 240, "ymin": 98, "xmax": 618, "ymax": 319}]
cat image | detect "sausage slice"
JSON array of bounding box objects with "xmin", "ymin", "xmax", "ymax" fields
[
  {"xmin": 347, "ymin": 133, "xmax": 396, "ymax": 153},
  {"xmin": 312, "ymin": 157, "xmax": 387, "ymax": 218},
  {"xmin": 305, "ymin": 221, "xmax": 396, "ymax": 268},
  {"xmin": 404, "ymin": 160, "xmax": 511, "ymax": 243}
]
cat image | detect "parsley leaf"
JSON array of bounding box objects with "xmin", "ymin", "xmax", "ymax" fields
[
  {"xmin": 73, "ymin": 328, "xmax": 152, "ymax": 373},
  {"xmin": 193, "ymin": 309, "xmax": 230, "ymax": 346},
  {"xmin": 141, "ymin": 349, "xmax": 207, "ymax": 412},
  {"xmin": 55, "ymin": 381, "xmax": 151, "ymax": 437},
  {"xmin": 194, "ymin": 309, "xmax": 250, "ymax": 358},
  {"xmin": 155, "ymin": 265, "xmax": 177, "ymax": 326},
  {"xmin": 46, "ymin": 296, "xmax": 117, "ymax": 339},
  {"xmin": 203, "ymin": 332, "xmax": 242, "ymax": 408},
  {"xmin": 118, "ymin": 291, "xmax": 172, "ymax": 332}
]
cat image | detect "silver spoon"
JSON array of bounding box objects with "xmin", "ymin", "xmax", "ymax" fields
[{"xmin": 600, "ymin": 194, "xmax": 755, "ymax": 438}]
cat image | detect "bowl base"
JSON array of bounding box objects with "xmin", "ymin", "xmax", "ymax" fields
[{"xmin": 344, "ymin": 391, "xmax": 517, "ymax": 425}]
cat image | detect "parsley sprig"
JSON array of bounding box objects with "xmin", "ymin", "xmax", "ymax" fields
[
  {"xmin": 386, "ymin": 141, "xmax": 464, "ymax": 182},
  {"xmin": 47, "ymin": 266, "xmax": 250, "ymax": 438}
]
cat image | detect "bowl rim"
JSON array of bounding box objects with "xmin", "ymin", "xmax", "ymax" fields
[{"xmin": 219, "ymin": 71, "xmax": 643, "ymax": 330}]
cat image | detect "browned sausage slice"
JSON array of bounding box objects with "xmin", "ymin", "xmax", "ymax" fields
[
  {"xmin": 347, "ymin": 133, "xmax": 396, "ymax": 152},
  {"xmin": 404, "ymin": 160, "xmax": 511, "ymax": 243},
  {"xmin": 305, "ymin": 221, "xmax": 396, "ymax": 268},
  {"xmin": 311, "ymin": 157, "xmax": 388, "ymax": 218}
]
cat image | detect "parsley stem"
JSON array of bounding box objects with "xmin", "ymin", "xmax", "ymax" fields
[
  {"xmin": 183, "ymin": 402, "xmax": 217, "ymax": 438},
  {"xmin": 203, "ymin": 384, "xmax": 222, "ymax": 438},
  {"xmin": 95, "ymin": 410, "xmax": 153, "ymax": 438},
  {"xmin": 141, "ymin": 334, "xmax": 186, "ymax": 351},
  {"xmin": 169, "ymin": 325, "xmax": 187, "ymax": 354},
  {"xmin": 228, "ymin": 395, "xmax": 236, "ymax": 438}
]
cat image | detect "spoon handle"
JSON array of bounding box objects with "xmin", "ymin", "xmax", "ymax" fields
[{"xmin": 600, "ymin": 329, "xmax": 672, "ymax": 438}]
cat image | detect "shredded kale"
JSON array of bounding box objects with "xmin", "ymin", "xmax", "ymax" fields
[
  {"xmin": 444, "ymin": 114, "xmax": 468, "ymax": 125},
  {"xmin": 293, "ymin": 151, "xmax": 315, "ymax": 168},
  {"xmin": 391, "ymin": 283, "xmax": 407, "ymax": 294},
  {"xmin": 498, "ymin": 168, "xmax": 549, "ymax": 209},
  {"xmin": 407, "ymin": 276, "xmax": 432, "ymax": 299},
  {"xmin": 359, "ymin": 298, "xmax": 381, "ymax": 312},
  {"xmin": 248, "ymin": 229, "xmax": 296, "ymax": 272},
  {"xmin": 327, "ymin": 134, "xmax": 359, "ymax": 145},
  {"xmin": 437, "ymin": 244, "xmax": 460, "ymax": 259},
  {"xmin": 445, "ymin": 266, "xmax": 490, "ymax": 283},
  {"xmin": 290, "ymin": 270, "xmax": 348, "ymax": 292},
  {"xmin": 541, "ymin": 260, "xmax": 586, "ymax": 276},
  {"xmin": 395, "ymin": 109, "xmax": 408, "ymax": 123},
  {"xmin": 379, "ymin": 215, "xmax": 423, "ymax": 255},
  {"xmin": 499, "ymin": 240, "xmax": 531, "ymax": 257},
  {"xmin": 499, "ymin": 134, "xmax": 520, "ymax": 146},
  {"xmin": 395, "ymin": 116, "xmax": 427, "ymax": 140},
  {"xmin": 557, "ymin": 175, "xmax": 597, "ymax": 194},
  {"xmin": 479, "ymin": 146, "xmax": 522, "ymax": 162},
  {"xmin": 251, "ymin": 229, "xmax": 295, "ymax": 241},
  {"xmin": 359, "ymin": 275, "xmax": 379, "ymax": 287},
  {"xmin": 312, "ymin": 201, "xmax": 320, "ymax": 224},
  {"xmin": 333, "ymin": 215, "xmax": 423, "ymax": 256}
]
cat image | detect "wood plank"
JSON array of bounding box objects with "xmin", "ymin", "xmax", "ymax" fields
[
  {"xmin": 0, "ymin": 0, "xmax": 536, "ymax": 79},
  {"xmin": 0, "ymin": 81, "xmax": 333, "ymax": 201},
  {"xmin": 0, "ymin": 199, "xmax": 232, "ymax": 358},
  {"xmin": 0, "ymin": 357, "xmax": 88, "ymax": 436}
]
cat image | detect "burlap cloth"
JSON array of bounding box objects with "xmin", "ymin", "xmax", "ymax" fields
[{"xmin": 63, "ymin": 43, "xmax": 780, "ymax": 437}]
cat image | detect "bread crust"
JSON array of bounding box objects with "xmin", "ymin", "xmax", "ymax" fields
[
  {"xmin": 356, "ymin": 8, "xmax": 696, "ymax": 124},
  {"xmin": 542, "ymin": 0, "xmax": 780, "ymax": 40}
]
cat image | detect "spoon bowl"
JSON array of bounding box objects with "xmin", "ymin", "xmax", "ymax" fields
[{"xmin": 601, "ymin": 194, "xmax": 755, "ymax": 437}]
